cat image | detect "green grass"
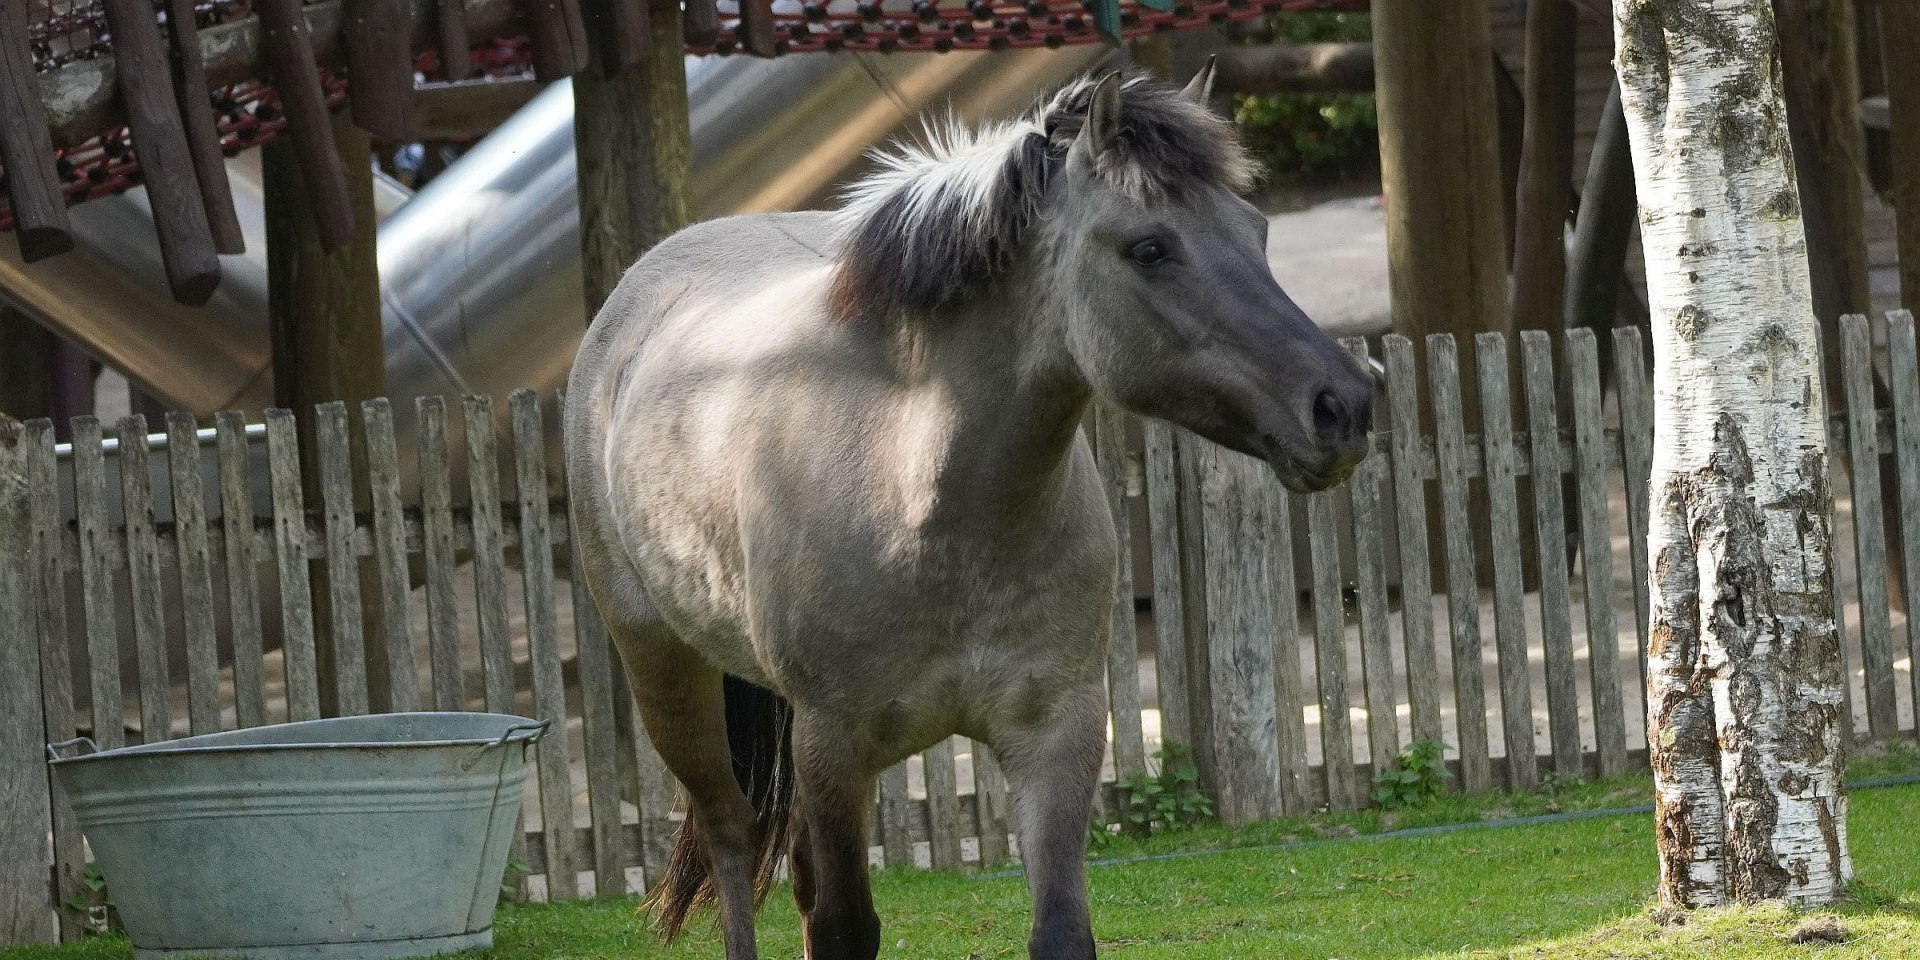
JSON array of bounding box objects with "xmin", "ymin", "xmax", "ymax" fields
[{"xmin": 10, "ymin": 747, "xmax": 1920, "ymax": 960}]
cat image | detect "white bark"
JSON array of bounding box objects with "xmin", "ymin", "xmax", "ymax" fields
[{"xmin": 1614, "ymin": 0, "xmax": 1850, "ymax": 906}]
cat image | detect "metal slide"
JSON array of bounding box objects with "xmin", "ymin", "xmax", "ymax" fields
[{"xmin": 2, "ymin": 48, "xmax": 1108, "ymax": 416}]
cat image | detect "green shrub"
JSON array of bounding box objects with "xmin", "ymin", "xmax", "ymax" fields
[
  {"xmin": 1232, "ymin": 11, "xmax": 1379, "ymax": 183},
  {"xmin": 1091, "ymin": 742, "xmax": 1215, "ymax": 849},
  {"xmin": 1371, "ymin": 740, "xmax": 1451, "ymax": 809}
]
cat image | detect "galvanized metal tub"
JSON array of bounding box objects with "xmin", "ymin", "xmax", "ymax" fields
[{"xmin": 47, "ymin": 712, "xmax": 548, "ymax": 960}]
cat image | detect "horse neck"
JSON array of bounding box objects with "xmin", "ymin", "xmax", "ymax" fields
[{"xmin": 898, "ymin": 279, "xmax": 1089, "ymax": 522}]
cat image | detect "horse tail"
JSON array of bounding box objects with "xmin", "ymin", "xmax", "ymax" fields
[{"xmin": 650, "ymin": 674, "xmax": 797, "ymax": 940}]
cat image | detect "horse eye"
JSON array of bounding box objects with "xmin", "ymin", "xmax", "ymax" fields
[{"xmin": 1130, "ymin": 239, "xmax": 1168, "ymax": 265}]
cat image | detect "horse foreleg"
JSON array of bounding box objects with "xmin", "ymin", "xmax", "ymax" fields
[
  {"xmin": 997, "ymin": 683, "xmax": 1107, "ymax": 960},
  {"xmin": 791, "ymin": 714, "xmax": 882, "ymax": 960}
]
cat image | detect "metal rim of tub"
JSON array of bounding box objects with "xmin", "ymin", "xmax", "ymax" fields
[{"xmin": 47, "ymin": 712, "xmax": 550, "ymax": 960}]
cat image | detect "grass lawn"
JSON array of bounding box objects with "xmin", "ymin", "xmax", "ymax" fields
[{"xmin": 9, "ymin": 749, "xmax": 1920, "ymax": 959}]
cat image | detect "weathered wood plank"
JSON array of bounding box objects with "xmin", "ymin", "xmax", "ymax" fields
[
  {"xmin": 215, "ymin": 412, "xmax": 267, "ymax": 729},
  {"xmin": 314, "ymin": 402, "xmax": 369, "ymax": 716},
  {"xmin": 1346, "ymin": 339, "xmax": 1400, "ymax": 775},
  {"xmin": 1198, "ymin": 443, "xmax": 1285, "ymax": 822},
  {"xmin": 1093, "ymin": 403, "xmax": 1147, "ymax": 785},
  {"xmin": 1518, "ymin": 332, "xmax": 1581, "ymax": 779},
  {"xmin": 1305, "ymin": 487, "xmax": 1356, "ymax": 810},
  {"xmin": 0, "ymin": 418, "xmax": 55, "ymax": 943},
  {"xmin": 971, "ymin": 740, "xmax": 1011, "ymax": 865},
  {"xmin": 266, "ymin": 410, "xmax": 321, "ymax": 722},
  {"xmin": 1383, "ymin": 334, "xmax": 1442, "ymax": 746},
  {"xmin": 166, "ymin": 413, "xmax": 223, "ymax": 735},
  {"xmin": 923, "ymin": 738, "xmax": 963, "ymax": 869},
  {"xmin": 1841, "ymin": 314, "xmax": 1898, "ymax": 738},
  {"xmin": 362, "ymin": 399, "xmax": 420, "ymax": 713},
  {"xmin": 1264, "ymin": 471, "xmax": 1311, "ymax": 814},
  {"xmin": 415, "ymin": 397, "xmax": 467, "ymax": 712},
  {"xmin": 879, "ymin": 762, "xmax": 913, "ymax": 868},
  {"xmin": 1565, "ymin": 329, "xmax": 1628, "ymax": 777},
  {"xmin": 1141, "ymin": 420, "xmax": 1193, "ymax": 752},
  {"xmin": 1175, "ymin": 431, "xmax": 1219, "ymax": 792},
  {"xmin": 118, "ymin": 416, "xmax": 174, "ymax": 740},
  {"xmin": 1612, "ymin": 327, "xmax": 1655, "ymax": 731},
  {"xmin": 1475, "ymin": 333, "xmax": 1537, "ymax": 791},
  {"xmin": 1885, "ymin": 311, "xmax": 1920, "ymax": 731},
  {"xmin": 1426, "ymin": 336, "xmax": 1491, "ymax": 791},
  {"xmin": 0, "ymin": 0, "xmax": 72, "ymax": 261},
  {"xmin": 70, "ymin": 417, "xmax": 125, "ymax": 748},
  {"xmin": 464, "ymin": 396, "xmax": 517, "ymax": 716},
  {"xmin": 510, "ymin": 389, "xmax": 580, "ymax": 900},
  {"xmin": 26, "ymin": 421, "xmax": 86, "ymax": 938}
]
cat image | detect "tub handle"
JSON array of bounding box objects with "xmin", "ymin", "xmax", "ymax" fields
[
  {"xmin": 460, "ymin": 719, "xmax": 551, "ymax": 770},
  {"xmin": 46, "ymin": 736, "xmax": 100, "ymax": 762}
]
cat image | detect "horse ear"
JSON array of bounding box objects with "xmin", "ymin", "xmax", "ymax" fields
[
  {"xmin": 1076, "ymin": 72, "xmax": 1124, "ymax": 159},
  {"xmin": 1180, "ymin": 56, "xmax": 1217, "ymax": 106}
]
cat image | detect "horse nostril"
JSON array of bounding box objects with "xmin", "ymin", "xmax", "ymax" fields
[{"xmin": 1312, "ymin": 390, "xmax": 1349, "ymax": 445}]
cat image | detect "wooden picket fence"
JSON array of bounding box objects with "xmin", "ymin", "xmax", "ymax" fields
[{"xmin": 5, "ymin": 316, "xmax": 1920, "ymax": 943}]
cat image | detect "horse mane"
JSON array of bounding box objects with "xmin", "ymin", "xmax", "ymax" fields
[{"xmin": 827, "ymin": 73, "xmax": 1258, "ymax": 324}]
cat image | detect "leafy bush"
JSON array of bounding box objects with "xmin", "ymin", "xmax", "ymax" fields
[
  {"xmin": 1371, "ymin": 740, "xmax": 1451, "ymax": 809},
  {"xmin": 1091, "ymin": 742, "xmax": 1215, "ymax": 849},
  {"xmin": 1232, "ymin": 11, "xmax": 1379, "ymax": 183}
]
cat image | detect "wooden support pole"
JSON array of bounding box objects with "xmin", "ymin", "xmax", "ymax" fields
[
  {"xmin": 0, "ymin": 307, "xmax": 53, "ymax": 422},
  {"xmin": 591, "ymin": 0, "xmax": 652, "ymax": 73},
  {"xmin": 1777, "ymin": 0, "xmax": 1872, "ymax": 326},
  {"xmin": 437, "ymin": 0, "xmax": 474, "ymax": 81},
  {"xmin": 529, "ymin": 0, "xmax": 592, "ymax": 80},
  {"xmin": 343, "ymin": 0, "xmax": 417, "ymax": 140},
  {"xmin": 0, "ymin": 0, "xmax": 72, "ymax": 262},
  {"xmin": 100, "ymin": 0, "xmax": 222, "ymax": 304},
  {"xmin": 1509, "ymin": 0, "xmax": 1577, "ymax": 336},
  {"xmin": 1565, "ymin": 81, "xmax": 1644, "ymax": 363},
  {"xmin": 1213, "ymin": 42, "xmax": 1374, "ymax": 94},
  {"xmin": 574, "ymin": 0, "xmax": 693, "ymax": 320},
  {"xmin": 266, "ymin": 115, "xmax": 388, "ymax": 714},
  {"xmin": 1883, "ymin": 2, "xmax": 1920, "ymax": 317},
  {"xmin": 162, "ymin": 0, "xmax": 247, "ymax": 254},
  {"xmin": 258, "ymin": 0, "xmax": 358, "ymax": 253},
  {"xmin": 683, "ymin": 0, "xmax": 720, "ymax": 48},
  {"xmin": 737, "ymin": 0, "xmax": 776, "ymax": 57}
]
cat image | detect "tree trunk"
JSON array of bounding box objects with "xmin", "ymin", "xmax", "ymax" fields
[{"xmin": 1614, "ymin": 0, "xmax": 1850, "ymax": 907}]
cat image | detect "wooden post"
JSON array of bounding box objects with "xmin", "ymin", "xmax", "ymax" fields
[
  {"xmin": 1565, "ymin": 81, "xmax": 1643, "ymax": 370},
  {"xmin": 0, "ymin": 418, "xmax": 56, "ymax": 944},
  {"xmin": 574, "ymin": 0, "xmax": 693, "ymax": 320},
  {"xmin": 342, "ymin": 0, "xmax": 417, "ymax": 140},
  {"xmin": 1372, "ymin": 0, "xmax": 1510, "ymax": 402},
  {"xmin": 0, "ymin": 0, "xmax": 72, "ymax": 261},
  {"xmin": 162, "ymin": 0, "xmax": 246, "ymax": 253},
  {"xmin": 1510, "ymin": 0, "xmax": 1577, "ymax": 337},
  {"xmin": 265, "ymin": 115, "xmax": 388, "ymax": 714},
  {"xmin": 1777, "ymin": 0, "xmax": 1872, "ymax": 328},
  {"xmin": 0, "ymin": 307, "xmax": 53, "ymax": 422},
  {"xmin": 1883, "ymin": 2, "xmax": 1920, "ymax": 318},
  {"xmin": 258, "ymin": 0, "xmax": 357, "ymax": 252}
]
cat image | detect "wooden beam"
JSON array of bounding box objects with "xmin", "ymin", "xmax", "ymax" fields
[
  {"xmin": 163, "ymin": 0, "xmax": 247, "ymax": 254},
  {"xmin": 412, "ymin": 77, "xmax": 543, "ymax": 140},
  {"xmin": 1509, "ymin": 0, "xmax": 1578, "ymax": 336},
  {"xmin": 38, "ymin": 0, "xmax": 523, "ymax": 150},
  {"xmin": 0, "ymin": 0, "xmax": 72, "ymax": 261},
  {"xmin": 573, "ymin": 0, "xmax": 693, "ymax": 321},
  {"xmin": 1777, "ymin": 0, "xmax": 1872, "ymax": 326},
  {"xmin": 258, "ymin": 0, "xmax": 357, "ymax": 252},
  {"xmin": 342, "ymin": 0, "xmax": 417, "ymax": 140},
  {"xmin": 1565, "ymin": 82, "xmax": 1646, "ymax": 370},
  {"xmin": 1212, "ymin": 42, "xmax": 1373, "ymax": 94}
]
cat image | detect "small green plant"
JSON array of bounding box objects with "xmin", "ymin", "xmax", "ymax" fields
[
  {"xmin": 1539, "ymin": 771, "xmax": 1585, "ymax": 798},
  {"xmin": 1371, "ymin": 740, "xmax": 1451, "ymax": 809},
  {"xmin": 64, "ymin": 862, "xmax": 120, "ymax": 936},
  {"xmin": 500, "ymin": 856, "xmax": 531, "ymax": 900},
  {"xmin": 1113, "ymin": 742, "xmax": 1215, "ymax": 837},
  {"xmin": 1232, "ymin": 11, "xmax": 1379, "ymax": 183}
]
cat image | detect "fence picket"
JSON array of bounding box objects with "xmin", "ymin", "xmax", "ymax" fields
[
  {"xmin": 923, "ymin": 738, "xmax": 963, "ymax": 869},
  {"xmin": 266, "ymin": 410, "xmax": 321, "ymax": 722},
  {"xmin": 561, "ymin": 393, "xmax": 628, "ymax": 896},
  {"xmin": 1305, "ymin": 488, "xmax": 1356, "ymax": 809},
  {"xmin": 215, "ymin": 412, "xmax": 267, "ymax": 729},
  {"xmin": 1265, "ymin": 469, "xmax": 1311, "ymax": 814},
  {"xmin": 1345, "ymin": 340, "xmax": 1399, "ymax": 774},
  {"xmin": 464, "ymin": 396, "xmax": 517, "ymax": 716},
  {"xmin": 510, "ymin": 389, "xmax": 580, "ymax": 900},
  {"xmin": 0, "ymin": 418, "xmax": 55, "ymax": 944},
  {"xmin": 26, "ymin": 422, "xmax": 85, "ymax": 938},
  {"xmin": 1611, "ymin": 328, "xmax": 1654, "ymax": 728},
  {"xmin": 1094, "ymin": 403, "xmax": 1147, "ymax": 787},
  {"xmin": 315, "ymin": 402, "xmax": 369, "ymax": 717},
  {"xmin": 362, "ymin": 399, "xmax": 420, "ymax": 713},
  {"xmin": 1475, "ymin": 333, "xmax": 1537, "ymax": 791},
  {"xmin": 1885, "ymin": 311, "xmax": 1920, "ymax": 727},
  {"xmin": 880, "ymin": 762, "xmax": 914, "ymax": 867},
  {"xmin": 1175, "ymin": 433, "xmax": 1216, "ymax": 787},
  {"xmin": 1565, "ymin": 330, "xmax": 1628, "ymax": 776},
  {"xmin": 119, "ymin": 416, "xmax": 174, "ymax": 740},
  {"xmin": 415, "ymin": 398, "xmax": 467, "ymax": 712},
  {"xmin": 166, "ymin": 413, "xmax": 222, "ymax": 734},
  {"xmin": 1519, "ymin": 333, "xmax": 1581, "ymax": 778},
  {"xmin": 1142, "ymin": 421, "xmax": 1192, "ymax": 753},
  {"xmin": 70, "ymin": 417, "xmax": 124, "ymax": 748},
  {"xmin": 1841, "ymin": 314, "xmax": 1898, "ymax": 739},
  {"xmin": 1383, "ymin": 335, "xmax": 1442, "ymax": 746},
  {"xmin": 1426, "ymin": 336, "xmax": 1491, "ymax": 791},
  {"xmin": 971, "ymin": 740, "xmax": 1011, "ymax": 865},
  {"xmin": 1198, "ymin": 444, "xmax": 1285, "ymax": 822}
]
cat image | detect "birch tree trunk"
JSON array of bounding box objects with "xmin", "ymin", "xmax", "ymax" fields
[{"xmin": 1614, "ymin": 0, "xmax": 1851, "ymax": 907}]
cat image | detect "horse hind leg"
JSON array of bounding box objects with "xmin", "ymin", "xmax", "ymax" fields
[
  {"xmin": 790, "ymin": 712, "xmax": 882, "ymax": 960},
  {"xmin": 614, "ymin": 624, "xmax": 784, "ymax": 960},
  {"xmin": 994, "ymin": 682, "xmax": 1108, "ymax": 960}
]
